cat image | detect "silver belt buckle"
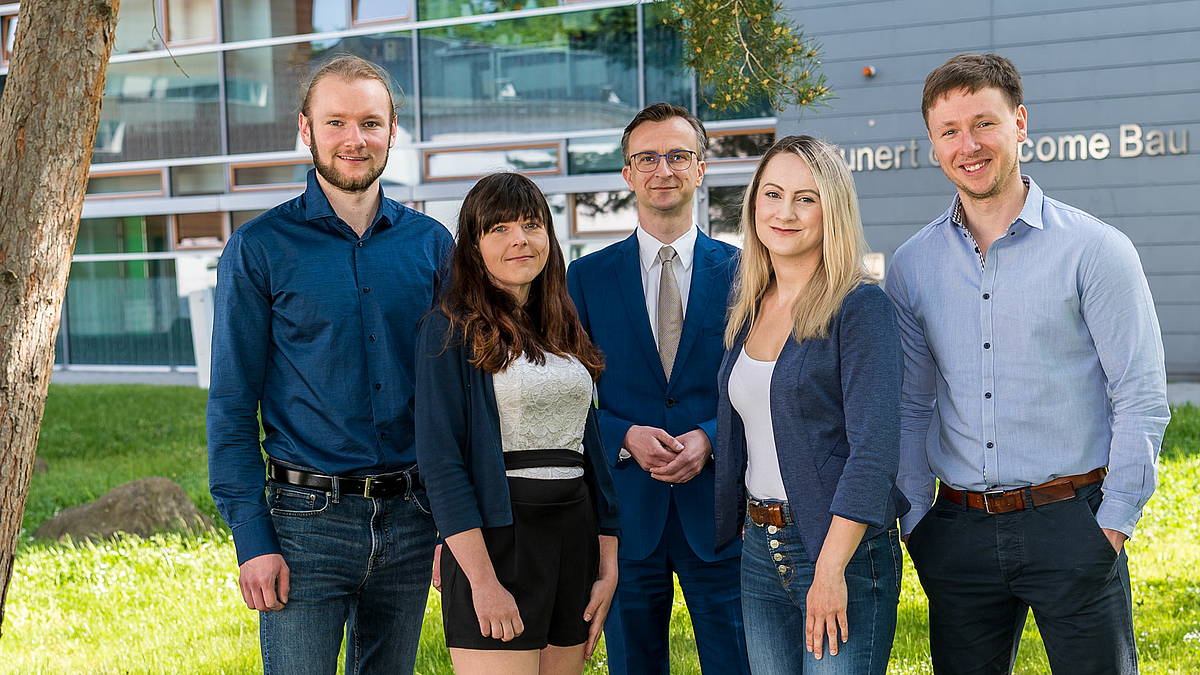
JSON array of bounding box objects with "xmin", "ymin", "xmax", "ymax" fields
[{"xmin": 982, "ymin": 490, "xmax": 1005, "ymax": 514}]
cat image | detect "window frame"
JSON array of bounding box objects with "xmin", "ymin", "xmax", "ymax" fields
[
  {"xmin": 229, "ymin": 159, "xmax": 313, "ymax": 192},
  {"xmin": 1, "ymin": 12, "xmax": 17, "ymax": 66},
  {"xmin": 161, "ymin": 0, "xmax": 219, "ymax": 46},
  {"xmin": 84, "ymin": 169, "xmax": 168, "ymax": 200},
  {"xmin": 568, "ymin": 191, "xmax": 638, "ymax": 238},
  {"xmin": 351, "ymin": 0, "xmax": 412, "ymax": 26},
  {"xmin": 705, "ymin": 127, "xmax": 776, "ymax": 165},
  {"xmin": 422, "ymin": 142, "xmax": 563, "ymax": 183}
]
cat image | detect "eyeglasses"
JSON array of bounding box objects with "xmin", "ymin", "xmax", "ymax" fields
[{"xmin": 628, "ymin": 150, "xmax": 698, "ymax": 173}]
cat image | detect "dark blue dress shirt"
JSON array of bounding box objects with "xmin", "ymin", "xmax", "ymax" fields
[{"xmin": 207, "ymin": 170, "xmax": 454, "ymax": 564}]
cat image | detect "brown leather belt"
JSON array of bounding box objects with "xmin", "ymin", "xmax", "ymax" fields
[
  {"xmin": 938, "ymin": 467, "xmax": 1107, "ymax": 514},
  {"xmin": 747, "ymin": 501, "xmax": 793, "ymax": 528}
]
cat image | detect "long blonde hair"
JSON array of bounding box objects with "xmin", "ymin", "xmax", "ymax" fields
[{"xmin": 725, "ymin": 135, "xmax": 872, "ymax": 348}]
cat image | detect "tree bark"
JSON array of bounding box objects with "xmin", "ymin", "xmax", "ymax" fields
[{"xmin": 0, "ymin": 0, "xmax": 119, "ymax": 631}]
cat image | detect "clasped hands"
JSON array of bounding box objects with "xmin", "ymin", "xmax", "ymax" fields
[{"xmin": 623, "ymin": 425, "xmax": 710, "ymax": 483}]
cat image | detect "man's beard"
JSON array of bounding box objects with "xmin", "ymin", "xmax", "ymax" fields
[{"xmin": 311, "ymin": 145, "xmax": 388, "ymax": 193}]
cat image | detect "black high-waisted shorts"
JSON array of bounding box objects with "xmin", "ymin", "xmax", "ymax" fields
[{"xmin": 442, "ymin": 461, "xmax": 600, "ymax": 650}]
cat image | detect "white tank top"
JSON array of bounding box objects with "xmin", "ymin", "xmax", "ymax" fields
[{"xmin": 728, "ymin": 346, "xmax": 788, "ymax": 501}]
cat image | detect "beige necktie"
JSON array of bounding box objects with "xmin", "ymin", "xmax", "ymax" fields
[{"xmin": 657, "ymin": 245, "xmax": 683, "ymax": 380}]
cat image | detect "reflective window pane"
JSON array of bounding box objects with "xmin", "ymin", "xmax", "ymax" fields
[
  {"xmin": 225, "ymin": 34, "xmax": 415, "ymax": 167},
  {"xmin": 86, "ymin": 172, "xmax": 165, "ymax": 197},
  {"xmin": 95, "ymin": 54, "xmax": 222, "ymax": 163},
  {"xmin": 425, "ymin": 145, "xmax": 559, "ymax": 180},
  {"xmin": 114, "ymin": 0, "xmax": 162, "ymax": 54},
  {"xmin": 568, "ymin": 136, "xmax": 623, "ymax": 175},
  {"xmin": 76, "ymin": 216, "xmax": 171, "ymax": 254},
  {"xmin": 176, "ymin": 212, "xmax": 226, "ymax": 248},
  {"xmin": 643, "ymin": 2, "xmax": 690, "ymax": 111},
  {"xmin": 223, "ymin": 0, "xmax": 348, "ymax": 42},
  {"xmin": 708, "ymin": 130, "xmax": 775, "ymax": 160},
  {"xmin": 572, "ymin": 190, "xmax": 636, "ymax": 236},
  {"xmin": 419, "ymin": 8, "xmax": 638, "ymax": 142},
  {"xmin": 420, "ymin": 199, "xmax": 462, "ymax": 236},
  {"xmin": 355, "ymin": 0, "xmax": 410, "ymax": 23},
  {"xmin": 418, "ymin": 0, "xmax": 556, "ymax": 22},
  {"xmin": 64, "ymin": 259, "xmax": 205, "ymax": 366},
  {"xmin": 232, "ymin": 162, "xmax": 312, "ymax": 187},
  {"xmin": 171, "ymin": 164, "xmax": 227, "ymax": 195},
  {"xmin": 707, "ymin": 185, "xmax": 745, "ymax": 246},
  {"xmin": 166, "ymin": 0, "xmax": 217, "ymax": 43},
  {"xmin": 231, "ymin": 210, "xmax": 264, "ymax": 231},
  {"xmin": 3, "ymin": 15, "xmax": 17, "ymax": 63},
  {"xmin": 699, "ymin": 83, "xmax": 773, "ymax": 123}
]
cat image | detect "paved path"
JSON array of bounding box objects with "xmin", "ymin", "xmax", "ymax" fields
[{"xmin": 1168, "ymin": 382, "xmax": 1200, "ymax": 407}]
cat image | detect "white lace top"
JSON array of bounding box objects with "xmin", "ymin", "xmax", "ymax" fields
[{"xmin": 493, "ymin": 352, "xmax": 592, "ymax": 480}]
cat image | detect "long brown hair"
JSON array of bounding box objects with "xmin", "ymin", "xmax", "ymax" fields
[{"xmin": 440, "ymin": 172, "xmax": 605, "ymax": 379}]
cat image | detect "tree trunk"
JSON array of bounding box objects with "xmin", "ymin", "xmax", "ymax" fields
[{"xmin": 0, "ymin": 0, "xmax": 119, "ymax": 631}]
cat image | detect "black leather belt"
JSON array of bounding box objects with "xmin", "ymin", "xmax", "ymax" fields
[{"xmin": 267, "ymin": 459, "xmax": 416, "ymax": 499}]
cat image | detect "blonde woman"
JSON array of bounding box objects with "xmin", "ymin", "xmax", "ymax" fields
[{"xmin": 713, "ymin": 135, "xmax": 909, "ymax": 674}]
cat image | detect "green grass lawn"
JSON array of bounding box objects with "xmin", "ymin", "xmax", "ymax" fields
[{"xmin": 6, "ymin": 385, "xmax": 1200, "ymax": 674}]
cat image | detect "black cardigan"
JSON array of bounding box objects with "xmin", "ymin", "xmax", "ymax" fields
[{"xmin": 414, "ymin": 311, "xmax": 621, "ymax": 540}]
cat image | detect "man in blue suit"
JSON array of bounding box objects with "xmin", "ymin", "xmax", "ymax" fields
[{"xmin": 567, "ymin": 103, "xmax": 750, "ymax": 675}]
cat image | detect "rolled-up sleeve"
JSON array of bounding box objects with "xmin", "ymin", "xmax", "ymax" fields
[
  {"xmin": 829, "ymin": 286, "xmax": 904, "ymax": 529},
  {"xmin": 1080, "ymin": 228, "xmax": 1170, "ymax": 537},
  {"xmin": 884, "ymin": 258, "xmax": 939, "ymax": 536},
  {"xmin": 206, "ymin": 234, "xmax": 279, "ymax": 565}
]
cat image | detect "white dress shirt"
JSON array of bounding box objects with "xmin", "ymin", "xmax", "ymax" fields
[{"xmin": 636, "ymin": 224, "xmax": 697, "ymax": 347}]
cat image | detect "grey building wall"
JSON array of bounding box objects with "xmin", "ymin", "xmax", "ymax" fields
[{"xmin": 777, "ymin": 0, "xmax": 1200, "ymax": 378}]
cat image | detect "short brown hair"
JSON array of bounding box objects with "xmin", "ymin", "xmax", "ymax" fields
[
  {"xmin": 922, "ymin": 53, "xmax": 1023, "ymax": 126},
  {"xmin": 300, "ymin": 54, "xmax": 402, "ymax": 120},
  {"xmin": 621, "ymin": 102, "xmax": 709, "ymax": 162}
]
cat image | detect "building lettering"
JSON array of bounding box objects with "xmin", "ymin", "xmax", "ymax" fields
[{"xmin": 840, "ymin": 124, "xmax": 1188, "ymax": 172}]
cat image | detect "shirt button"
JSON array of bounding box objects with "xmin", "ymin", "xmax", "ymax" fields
[
  {"xmin": 985, "ymin": 392, "xmax": 992, "ymax": 399},
  {"xmin": 357, "ymin": 241, "xmax": 363, "ymax": 247},
  {"xmin": 983, "ymin": 293, "xmax": 990, "ymax": 300},
  {"xmin": 987, "ymin": 442, "xmax": 994, "ymax": 448},
  {"xmin": 374, "ymin": 383, "xmax": 382, "ymax": 390},
  {"xmin": 369, "ymin": 334, "xmax": 376, "ymax": 341},
  {"xmin": 1009, "ymin": 231, "xmax": 1016, "ymax": 236},
  {"xmin": 983, "ymin": 342, "xmax": 991, "ymax": 349},
  {"xmin": 363, "ymin": 287, "xmax": 371, "ymax": 293}
]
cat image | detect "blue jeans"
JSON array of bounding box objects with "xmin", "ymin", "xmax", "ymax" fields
[
  {"xmin": 740, "ymin": 513, "xmax": 901, "ymax": 675},
  {"xmin": 258, "ymin": 478, "xmax": 437, "ymax": 675}
]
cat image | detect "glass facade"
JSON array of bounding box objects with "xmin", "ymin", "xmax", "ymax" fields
[{"xmin": 6, "ymin": 0, "xmax": 772, "ymax": 369}]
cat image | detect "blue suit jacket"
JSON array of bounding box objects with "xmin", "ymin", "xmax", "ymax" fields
[{"xmin": 567, "ymin": 230, "xmax": 740, "ymax": 562}]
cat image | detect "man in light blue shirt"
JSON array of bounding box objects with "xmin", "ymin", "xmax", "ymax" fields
[{"xmin": 885, "ymin": 53, "xmax": 1169, "ymax": 675}]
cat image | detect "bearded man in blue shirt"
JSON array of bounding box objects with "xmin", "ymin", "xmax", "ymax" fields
[
  {"xmin": 207, "ymin": 55, "xmax": 453, "ymax": 675},
  {"xmin": 885, "ymin": 53, "xmax": 1170, "ymax": 675}
]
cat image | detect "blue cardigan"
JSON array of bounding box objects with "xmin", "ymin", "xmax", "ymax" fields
[
  {"xmin": 714, "ymin": 283, "xmax": 909, "ymax": 562},
  {"xmin": 414, "ymin": 311, "xmax": 621, "ymax": 540}
]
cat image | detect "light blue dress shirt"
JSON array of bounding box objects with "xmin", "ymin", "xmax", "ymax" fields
[{"xmin": 884, "ymin": 176, "xmax": 1170, "ymax": 538}]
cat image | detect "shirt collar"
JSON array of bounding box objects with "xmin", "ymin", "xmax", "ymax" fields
[
  {"xmin": 637, "ymin": 223, "xmax": 698, "ymax": 272},
  {"xmin": 950, "ymin": 175, "xmax": 1044, "ymax": 231},
  {"xmin": 301, "ymin": 169, "xmax": 399, "ymax": 233}
]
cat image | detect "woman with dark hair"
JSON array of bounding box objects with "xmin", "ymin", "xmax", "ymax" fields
[{"xmin": 415, "ymin": 172, "xmax": 620, "ymax": 675}]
